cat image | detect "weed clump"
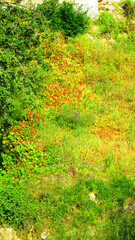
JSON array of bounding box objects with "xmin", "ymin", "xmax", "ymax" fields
[
  {"xmin": 96, "ymin": 209, "xmax": 135, "ymax": 240},
  {"xmin": 96, "ymin": 11, "xmax": 120, "ymax": 39},
  {"xmin": 51, "ymin": 107, "xmax": 94, "ymax": 129}
]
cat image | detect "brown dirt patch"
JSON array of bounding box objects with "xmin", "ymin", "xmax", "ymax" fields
[{"xmin": 92, "ymin": 126, "xmax": 120, "ymax": 140}]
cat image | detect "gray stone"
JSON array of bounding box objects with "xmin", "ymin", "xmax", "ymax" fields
[{"xmin": 0, "ymin": 228, "xmax": 20, "ymax": 240}]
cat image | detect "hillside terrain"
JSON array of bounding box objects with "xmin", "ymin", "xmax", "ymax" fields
[{"xmin": 0, "ymin": 0, "xmax": 135, "ymax": 239}]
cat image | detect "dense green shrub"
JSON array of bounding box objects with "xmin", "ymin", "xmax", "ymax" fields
[
  {"xmin": 0, "ymin": 46, "xmax": 47, "ymax": 156},
  {"xmin": 37, "ymin": 0, "xmax": 90, "ymax": 38},
  {"xmin": 0, "ymin": 4, "xmax": 47, "ymax": 60},
  {"xmin": 37, "ymin": 0, "xmax": 59, "ymax": 20},
  {"xmin": 0, "ymin": 49, "xmax": 26, "ymax": 127},
  {"xmin": 96, "ymin": 2, "xmax": 135, "ymax": 39},
  {"xmin": 0, "ymin": 3, "xmax": 49, "ymax": 163},
  {"xmin": 0, "ymin": 184, "xmax": 38, "ymax": 229},
  {"xmin": 97, "ymin": 11, "xmax": 118, "ymax": 37},
  {"xmin": 56, "ymin": 1, "xmax": 90, "ymax": 37}
]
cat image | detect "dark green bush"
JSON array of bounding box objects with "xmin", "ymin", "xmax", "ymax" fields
[
  {"xmin": 37, "ymin": 0, "xmax": 59, "ymax": 19},
  {"xmin": 37, "ymin": 0, "xmax": 90, "ymax": 38},
  {"xmin": 0, "ymin": 48, "xmax": 47, "ymax": 128},
  {"xmin": 0, "ymin": 3, "xmax": 49, "ymax": 163},
  {"xmin": 0, "ymin": 50, "xmax": 25, "ymax": 126},
  {"xmin": 0, "ymin": 4, "xmax": 46, "ymax": 60},
  {"xmin": 0, "ymin": 184, "xmax": 38, "ymax": 229},
  {"xmin": 56, "ymin": 1, "xmax": 90, "ymax": 37}
]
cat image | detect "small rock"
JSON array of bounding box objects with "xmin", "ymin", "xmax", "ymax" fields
[
  {"xmin": 27, "ymin": 232, "xmax": 33, "ymax": 240},
  {"xmin": 0, "ymin": 228, "xmax": 20, "ymax": 240},
  {"xmin": 87, "ymin": 34, "xmax": 94, "ymax": 40},
  {"xmin": 41, "ymin": 232, "xmax": 50, "ymax": 239},
  {"xmin": 89, "ymin": 193, "xmax": 96, "ymax": 201}
]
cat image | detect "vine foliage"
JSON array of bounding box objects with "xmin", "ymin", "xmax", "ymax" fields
[{"xmin": 0, "ymin": 1, "xmax": 48, "ymax": 164}]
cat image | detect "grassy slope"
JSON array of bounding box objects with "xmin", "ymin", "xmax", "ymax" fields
[
  {"xmin": 1, "ymin": 7, "xmax": 135, "ymax": 240},
  {"xmin": 20, "ymin": 31, "xmax": 134, "ymax": 238}
]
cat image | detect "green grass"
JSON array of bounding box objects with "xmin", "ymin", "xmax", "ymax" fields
[{"xmin": 0, "ymin": 2, "xmax": 135, "ymax": 239}]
